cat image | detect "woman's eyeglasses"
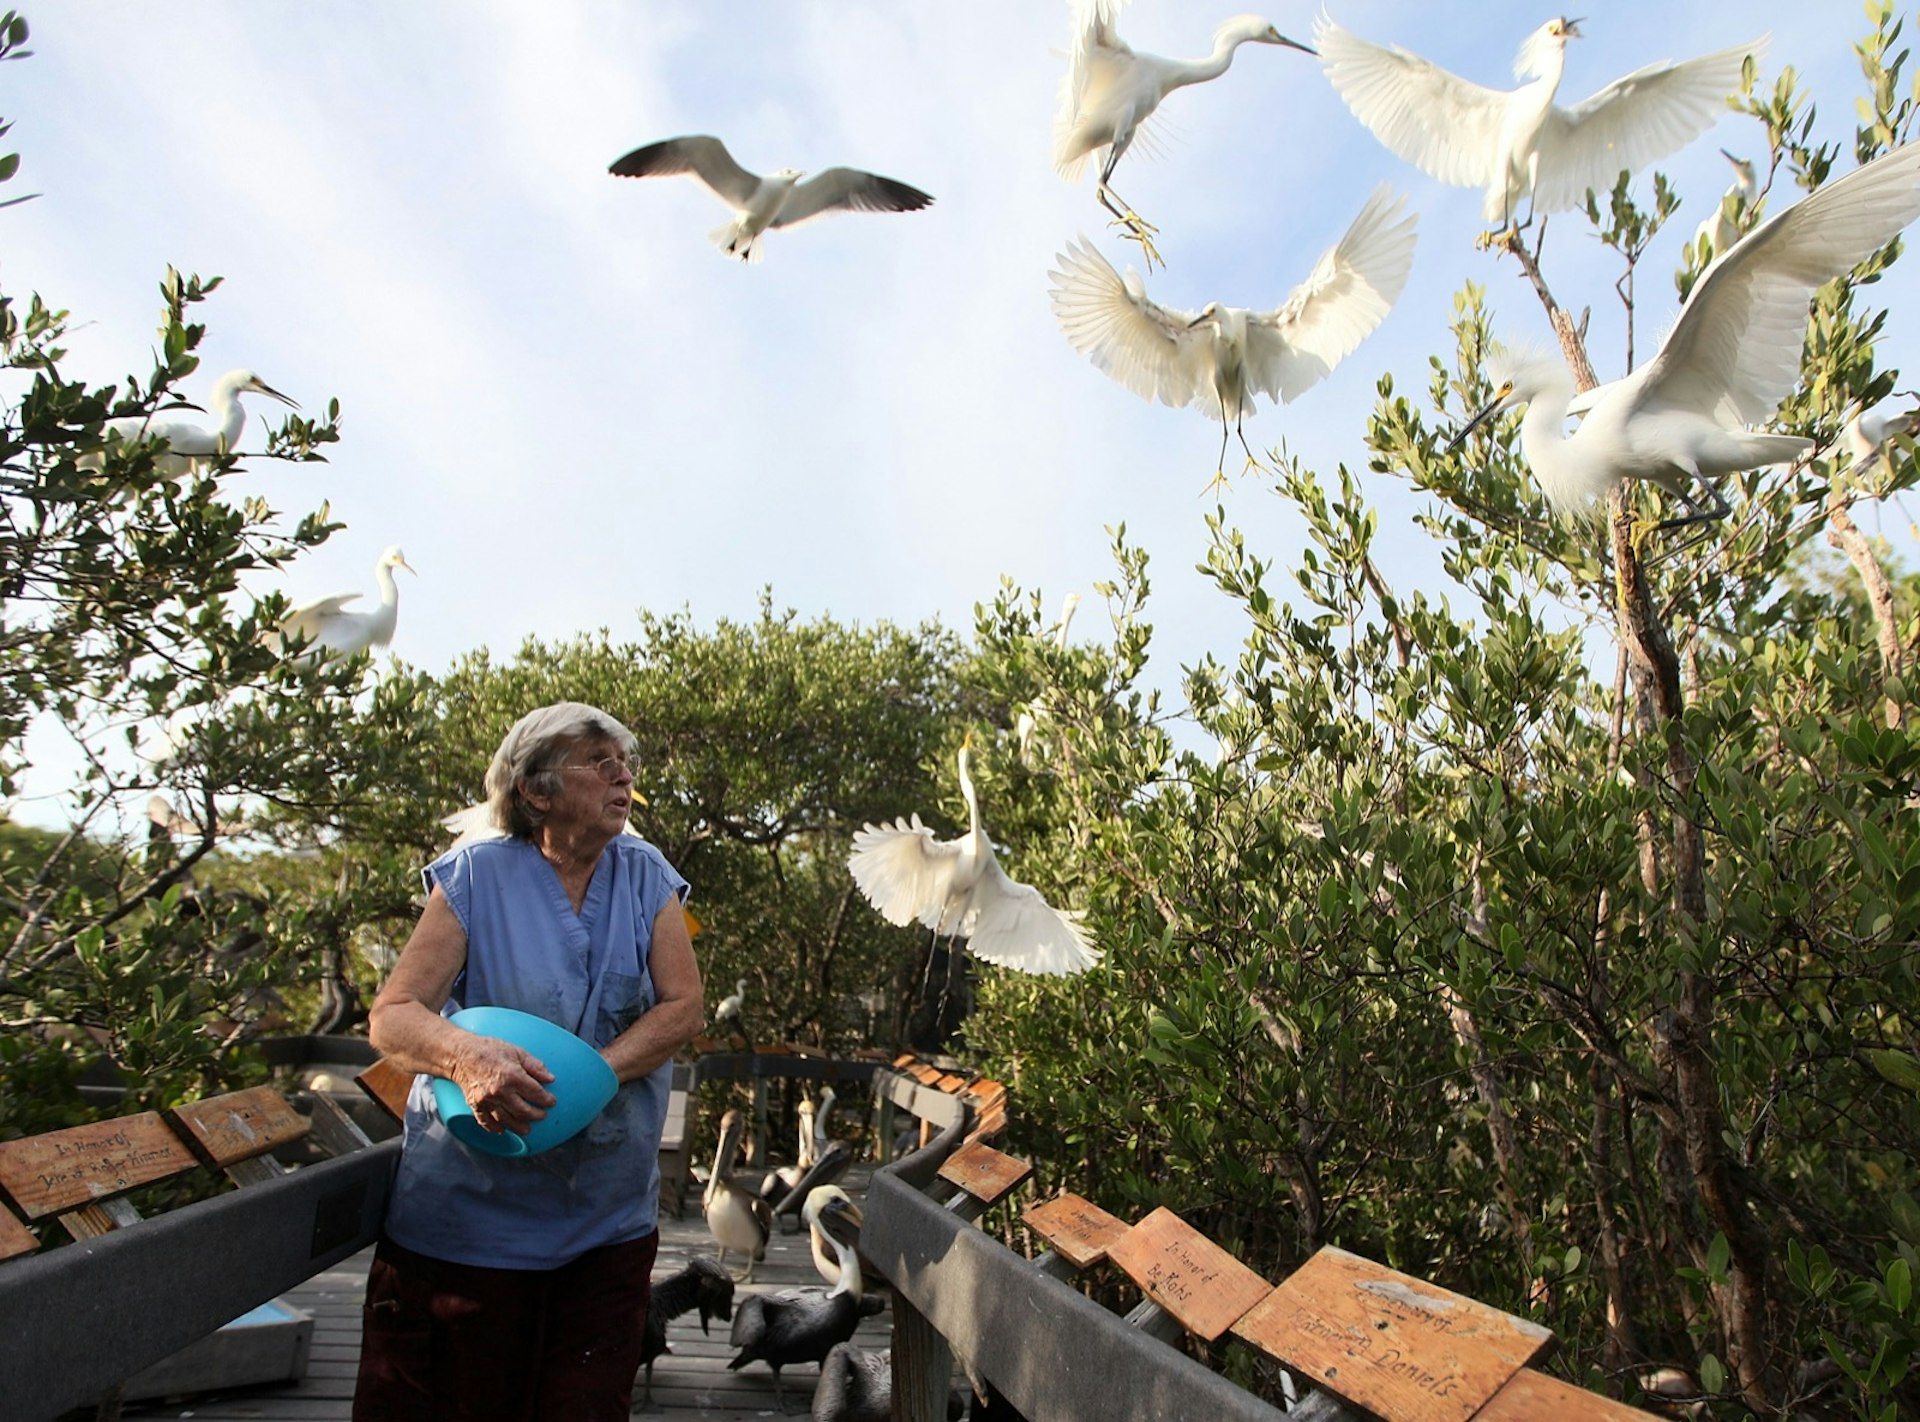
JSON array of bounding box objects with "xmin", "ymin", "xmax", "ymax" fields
[{"xmin": 558, "ymin": 753, "xmax": 633, "ymax": 783}]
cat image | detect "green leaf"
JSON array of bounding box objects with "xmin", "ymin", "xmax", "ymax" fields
[{"xmin": 1869, "ymin": 1049, "xmax": 1920, "ymax": 1094}]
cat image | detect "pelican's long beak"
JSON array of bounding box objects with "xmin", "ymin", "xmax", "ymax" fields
[
  {"xmin": 248, "ymin": 377, "xmax": 301, "ymax": 411},
  {"xmin": 630, "ymin": 787, "xmax": 649, "ymax": 807},
  {"xmin": 1445, "ymin": 385, "xmax": 1515, "ymax": 454}
]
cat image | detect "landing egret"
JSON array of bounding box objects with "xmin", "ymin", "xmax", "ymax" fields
[
  {"xmin": 1316, "ymin": 15, "xmax": 1764, "ymax": 233},
  {"xmin": 847, "ymin": 731, "xmax": 1100, "ymax": 976},
  {"xmin": 609, "ymin": 135, "xmax": 933, "ymax": 263},
  {"xmin": 1055, "ymin": 4, "xmax": 1314, "ymax": 263},
  {"xmin": 275, "ymin": 545, "xmax": 415, "ymax": 663},
  {"xmin": 1448, "ymin": 142, "xmax": 1920, "ymax": 523},
  {"xmin": 1049, "ymin": 185, "xmax": 1417, "ymax": 486},
  {"xmin": 92, "ymin": 368, "xmax": 297, "ymax": 475},
  {"xmin": 1692, "ymin": 149, "xmax": 1759, "ymax": 264}
]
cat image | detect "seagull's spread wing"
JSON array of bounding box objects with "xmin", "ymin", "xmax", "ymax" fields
[
  {"xmin": 1637, "ymin": 140, "xmax": 1920, "ymax": 426},
  {"xmin": 1315, "ymin": 16, "xmax": 1509, "ymax": 190},
  {"xmin": 848, "ymin": 815, "xmax": 965, "ymax": 931},
  {"xmin": 1532, "ymin": 38, "xmax": 1765, "ymax": 215},
  {"xmin": 961, "ymin": 859, "xmax": 1100, "ymax": 976},
  {"xmin": 1249, "ymin": 185, "xmax": 1417, "ymax": 404},
  {"xmin": 1049, "ymin": 236, "xmax": 1201, "ymax": 408},
  {"xmin": 771, "ymin": 168, "xmax": 934, "ymax": 229},
  {"xmin": 609, "ymin": 135, "xmax": 761, "ymax": 208}
]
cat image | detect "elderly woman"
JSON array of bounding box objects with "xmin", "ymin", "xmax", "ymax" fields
[{"xmin": 354, "ymin": 702, "xmax": 703, "ymax": 1421}]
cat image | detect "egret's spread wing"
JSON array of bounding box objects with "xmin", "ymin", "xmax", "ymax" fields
[
  {"xmin": 1532, "ymin": 38, "xmax": 1764, "ymax": 215},
  {"xmin": 771, "ymin": 168, "xmax": 934, "ymax": 229},
  {"xmin": 441, "ymin": 801, "xmax": 504, "ymax": 849},
  {"xmin": 961, "ymin": 860, "xmax": 1100, "ymax": 976},
  {"xmin": 1055, "ymin": 0, "xmax": 1135, "ymax": 174},
  {"xmin": 1049, "ymin": 236, "xmax": 1201, "ymax": 408},
  {"xmin": 278, "ymin": 593, "xmax": 361, "ymax": 642},
  {"xmin": 1640, "ymin": 140, "xmax": 1920, "ymax": 427},
  {"xmin": 1250, "ymin": 185, "xmax": 1417, "ymax": 404},
  {"xmin": 848, "ymin": 815, "xmax": 965, "ymax": 930},
  {"xmin": 1315, "ymin": 17, "xmax": 1508, "ymax": 189},
  {"xmin": 609, "ymin": 135, "xmax": 760, "ymax": 208}
]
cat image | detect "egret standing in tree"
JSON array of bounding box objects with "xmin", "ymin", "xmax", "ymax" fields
[
  {"xmin": 91, "ymin": 368, "xmax": 297, "ymax": 476},
  {"xmin": 1691, "ymin": 149, "xmax": 1760, "ymax": 266},
  {"xmin": 609, "ymin": 135, "xmax": 933, "ymax": 264},
  {"xmin": 1049, "ymin": 185, "xmax": 1417, "ymax": 489},
  {"xmin": 1447, "ymin": 141, "xmax": 1920, "ymax": 528},
  {"xmin": 1316, "ymin": 15, "xmax": 1764, "ymax": 237},
  {"xmin": 848, "ymin": 732, "xmax": 1100, "ymax": 976},
  {"xmin": 275, "ymin": 545, "xmax": 416, "ymax": 664},
  {"xmin": 1055, "ymin": 2, "xmax": 1315, "ymax": 266}
]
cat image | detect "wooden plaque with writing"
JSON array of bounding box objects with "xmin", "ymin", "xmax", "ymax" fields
[
  {"xmin": 0, "ymin": 1206, "xmax": 37, "ymax": 1261},
  {"xmin": 936, "ymin": 1139, "xmax": 1034, "ymax": 1207},
  {"xmin": 0, "ymin": 1113, "xmax": 199, "ymax": 1220},
  {"xmin": 1231, "ymin": 1246, "xmax": 1554, "ymax": 1422},
  {"xmin": 1474, "ymin": 1368, "xmax": 1661, "ymax": 1421},
  {"xmin": 1024, "ymin": 1191, "xmax": 1130, "ymax": 1270},
  {"xmin": 356, "ymin": 1057, "xmax": 418, "ymax": 1123},
  {"xmin": 168, "ymin": 1086, "xmax": 311, "ymax": 1169},
  {"xmin": 1106, "ymin": 1206, "xmax": 1273, "ymax": 1341}
]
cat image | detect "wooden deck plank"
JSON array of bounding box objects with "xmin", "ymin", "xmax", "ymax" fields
[{"xmin": 119, "ymin": 1166, "xmax": 897, "ymax": 1420}]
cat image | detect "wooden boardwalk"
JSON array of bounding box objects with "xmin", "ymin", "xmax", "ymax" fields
[{"xmin": 120, "ymin": 1167, "xmax": 897, "ymax": 1420}]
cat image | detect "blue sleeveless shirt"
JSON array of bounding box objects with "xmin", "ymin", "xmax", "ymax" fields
[{"xmin": 382, "ymin": 834, "xmax": 690, "ymax": 1269}]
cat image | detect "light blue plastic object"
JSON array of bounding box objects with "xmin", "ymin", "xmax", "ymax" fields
[{"xmin": 431, "ymin": 1006, "xmax": 618, "ymax": 1158}]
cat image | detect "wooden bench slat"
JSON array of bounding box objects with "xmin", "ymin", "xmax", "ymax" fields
[
  {"xmin": 0, "ymin": 1205, "xmax": 37, "ymax": 1260},
  {"xmin": 0, "ymin": 1113, "xmax": 200, "ymax": 1221},
  {"xmin": 1023, "ymin": 1191, "xmax": 1130, "ymax": 1270},
  {"xmin": 936, "ymin": 1140, "xmax": 1033, "ymax": 1208},
  {"xmin": 1107, "ymin": 1206, "xmax": 1273, "ymax": 1343},
  {"xmin": 168, "ymin": 1087, "xmax": 311, "ymax": 1170},
  {"xmin": 1474, "ymin": 1368, "xmax": 1661, "ymax": 1421},
  {"xmin": 355, "ymin": 1058, "xmax": 417, "ymax": 1124},
  {"xmin": 1231, "ymin": 1246, "xmax": 1554, "ymax": 1422}
]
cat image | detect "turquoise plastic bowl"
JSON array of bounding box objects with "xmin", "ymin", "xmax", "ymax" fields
[{"xmin": 430, "ymin": 1006, "xmax": 618, "ymax": 1158}]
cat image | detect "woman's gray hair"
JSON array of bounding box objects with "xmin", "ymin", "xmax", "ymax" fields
[{"xmin": 483, "ymin": 702, "xmax": 637, "ymax": 840}]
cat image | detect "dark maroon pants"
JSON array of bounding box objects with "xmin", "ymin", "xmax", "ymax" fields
[{"xmin": 352, "ymin": 1230, "xmax": 657, "ymax": 1421}]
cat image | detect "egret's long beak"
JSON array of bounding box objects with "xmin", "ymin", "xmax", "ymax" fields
[
  {"xmin": 1720, "ymin": 148, "xmax": 1739, "ymax": 164},
  {"xmin": 1445, "ymin": 388, "xmax": 1513, "ymax": 454},
  {"xmin": 249, "ymin": 378, "xmax": 300, "ymax": 411},
  {"xmin": 1563, "ymin": 17, "xmax": 1585, "ymax": 36},
  {"xmin": 396, "ymin": 556, "xmax": 418, "ymax": 577},
  {"xmin": 962, "ymin": 728, "xmax": 974, "ymax": 750},
  {"xmin": 1272, "ymin": 32, "xmax": 1315, "ymax": 56}
]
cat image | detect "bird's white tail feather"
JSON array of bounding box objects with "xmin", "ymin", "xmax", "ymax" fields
[{"xmin": 708, "ymin": 219, "xmax": 764, "ymax": 264}]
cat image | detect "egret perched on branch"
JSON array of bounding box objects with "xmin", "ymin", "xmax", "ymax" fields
[
  {"xmin": 1316, "ymin": 15, "xmax": 1764, "ymax": 234},
  {"xmin": 92, "ymin": 369, "xmax": 297, "ymax": 476},
  {"xmin": 1447, "ymin": 141, "xmax": 1920, "ymax": 526},
  {"xmin": 275, "ymin": 545, "xmax": 415, "ymax": 663},
  {"xmin": 1840, "ymin": 399, "xmax": 1920, "ymax": 479},
  {"xmin": 1049, "ymin": 185, "xmax": 1417, "ymax": 487},
  {"xmin": 1055, "ymin": 3, "xmax": 1314, "ymax": 265},
  {"xmin": 1691, "ymin": 149, "xmax": 1760, "ymax": 265},
  {"xmin": 848, "ymin": 731, "xmax": 1100, "ymax": 975},
  {"xmin": 609, "ymin": 135, "xmax": 933, "ymax": 264}
]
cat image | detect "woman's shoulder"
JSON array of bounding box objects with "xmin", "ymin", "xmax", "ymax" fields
[
  {"xmin": 428, "ymin": 835, "xmax": 533, "ymax": 878},
  {"xmin": 606, "ymin": 833, "xmax": 676, "ymax": 873}
]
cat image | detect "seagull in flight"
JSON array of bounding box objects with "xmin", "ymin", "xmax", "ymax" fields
[{"xmin": 609, "ymin": 135, "xmax": 934, "ymax": 263}]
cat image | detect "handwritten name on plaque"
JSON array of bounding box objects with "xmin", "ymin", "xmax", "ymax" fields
[
  {"xmin": 1106, "ymin": 1206, "xmax": 1272, "ymax": 1341},
  {"xmin": 0, "ymin": 1113, "xmax": 198, "ymax": 1220},
  {"xmin": 169, "ymin": 1086, "xmax": 310, "ymax": 1169},
  {"xmin": 1232, "ymin": 1246, "xmax": 1554, "ymax": 1422},
  {"xmin": 1023, "ymin": 1191, "xmax": 1130, "ymax": 1269}
]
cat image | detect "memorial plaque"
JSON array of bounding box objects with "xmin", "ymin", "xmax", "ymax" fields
[
  {"xmin": 936, "ymin": 1139, "xmax": 1034, "ymax": 1207},
  {"xmin": 169, "ymin": 1087, "xmax": 310, "ymax": 1169},
  {"xmin": 0, "ymin": 1113, "xmax": 199, "ymax": 1220},
  {"xmin": 1474, "ymin": 1368, "xmax": 1661, "ymax": 1421},
  {"xmin": 355, "ymin": 1057, "xmax": 418, "ymax": 1123},
  {"xmin": 1231, "ymin": 1246, "xmax": 1554, "ymax": 1422},
  {"xmin": 1107, "ymin": 1206, "xmax": 1273, "ymax": 1341},
  {"xmin": 0, "ymin": 1206, "xmax": 37, "ymax": 1261},
  {"xmin": 1023, "ymin": 1191, "xmax": 1130, "ymax": 1270}
]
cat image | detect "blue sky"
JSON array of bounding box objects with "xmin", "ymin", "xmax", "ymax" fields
[{"xmin": 6, "ymin": 2, "xmax": 1915, "ymax": 817}]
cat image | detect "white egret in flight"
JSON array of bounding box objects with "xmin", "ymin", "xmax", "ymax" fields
[
  {"xmin": 1448, "ymin": 141, "xmax": 1920, "ymax": 526},
  {"xmin": 1049, "ymin": 184, "xmax": 1417, "ymax": 486},
  {"xmin": 276, "ymin": 545, "xmax": 416, "ymax": 663},
  {"xmin": 1316, "ymin": 15, "xmax": 1764, "ymax": 233},
  {"xmin": 1055, "ymin": 3, "xmax": 1314, "ymax": 264},
  {"xmin": 92, "ymin": 369, "xmax": 297, "ymax": 476},
  {"xmin": 848, "ymin": 732, "xmax": 1099, "ymax": 976},
  {"xmin": 609, "ymin": 135, "xmax": 933, "ymax": 264},
  {"xmin": 1692, "ymin": 149, "xmax": 1760, "ymax": 265}
]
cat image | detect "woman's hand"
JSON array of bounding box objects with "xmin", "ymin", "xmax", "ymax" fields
[{"xmin": 451, "ymin": 1034, "xmax": 557, "ymax": 1136}]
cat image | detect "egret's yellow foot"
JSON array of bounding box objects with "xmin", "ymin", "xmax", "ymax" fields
[
  {"xmin": 1108, "ymin": 210, "xmax": 1164, "ymax": 270},
  {"xmin": 1201, "ymin": 467, "xmax": 1232, "ymax": 498}
]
